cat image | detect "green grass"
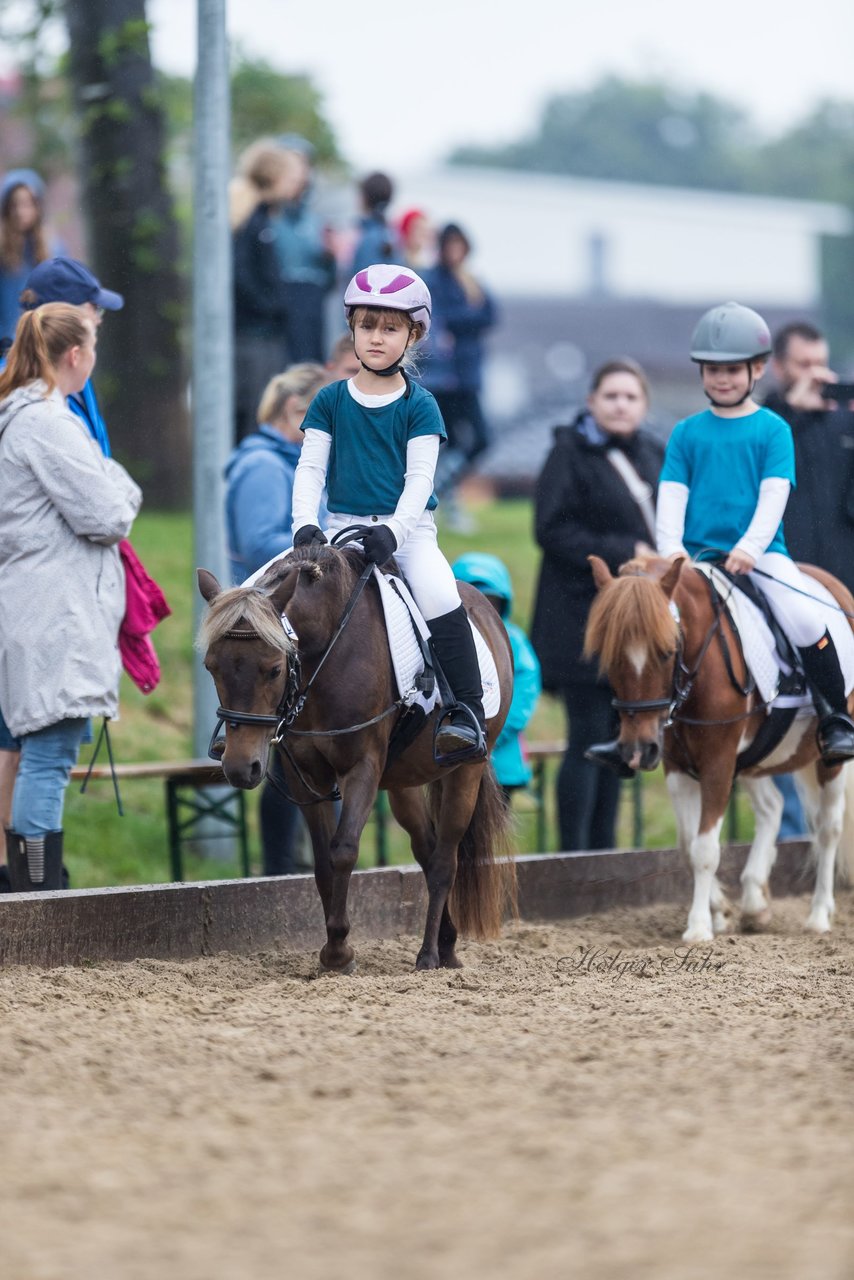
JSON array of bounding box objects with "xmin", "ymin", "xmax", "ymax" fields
[{"xmin": 62, "ymin": 501, "xmax": 751, "ymax": 888}]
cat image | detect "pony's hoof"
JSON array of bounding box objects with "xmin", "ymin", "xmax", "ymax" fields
[
  {"xmin": 804, "ymin": 912, "xmax": 832, "ymax": 935},
  {"xmin": 415, "ymin": 951, "xmax": 440, "ymax": 971},
  {"xmin": 439, "ymin": 952, "xmax": 464, "ymax": 969},
  {"xmin": 682, "ymin": 923, "xmax": 713, "ymax": 944},
  {"xmin": 712, "ymin": 911, "xmax": 734, "ymax": 935},
  {"xmin": 741, "ymin": 908, "xmax": 773, "ymax": 933},
  {"xmin": 318, "ymin": 955, "xmax": 357, "ymax": 976}
]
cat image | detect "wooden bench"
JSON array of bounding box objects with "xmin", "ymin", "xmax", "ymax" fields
[{"xmin": 69, "ymin": 759, "xmax": 249, "ymax": 882}]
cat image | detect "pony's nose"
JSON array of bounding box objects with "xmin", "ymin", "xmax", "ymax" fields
[
  {"xmin": 222, "ymin": 755, "xmax": 265, "ymax": 790},
  {"xmin": 640, "ymin": 741, "xmax": 661, "ymax": 771}
]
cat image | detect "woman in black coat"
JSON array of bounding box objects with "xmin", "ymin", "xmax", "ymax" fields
[{"xmin": 531, "ymin": 359, "xmax": 664, "ymax": 851}]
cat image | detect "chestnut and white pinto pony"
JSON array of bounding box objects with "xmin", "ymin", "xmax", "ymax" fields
[{"xmin": 584, "ymin": 553, "xmax": 854, "ymax": 943}]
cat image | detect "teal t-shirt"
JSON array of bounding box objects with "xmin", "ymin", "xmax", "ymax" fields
[
  {"xmin": 660, "ymin": 406, "xmax": 796, "ymax": 558},
  {"xmin": 302, "ymin": 379, "xmax": 447, "ymax": 515}
]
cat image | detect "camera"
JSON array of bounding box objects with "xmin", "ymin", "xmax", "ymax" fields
[{"xmin": 819, "ymin": 381, "xmax": 854, "ymax": 402}]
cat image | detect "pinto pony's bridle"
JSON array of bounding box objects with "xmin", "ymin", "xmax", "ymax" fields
[{"xmin": 609, "ymin": 568, "xmax": 756, "ymax": 729}]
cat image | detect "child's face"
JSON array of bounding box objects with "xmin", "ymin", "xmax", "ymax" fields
[
  {"xmin": 352, "ymin": 312, "xmax": 412, "ymax": 372},
  {"xmin": 700, "ymin": 359, "xmax": 765, "ymax": 406}
]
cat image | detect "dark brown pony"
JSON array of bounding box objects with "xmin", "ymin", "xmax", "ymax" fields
[
  {"xmin": 584, "ymin": 553, "xmax": 854, "ymax": 943},
  {"xmin": 197, "ymin": 544, "xmax": 516, "ymax": 972}
]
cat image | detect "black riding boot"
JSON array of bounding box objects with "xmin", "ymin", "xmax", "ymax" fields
[
  {"xmin": 5, "ymin": 829, "xmax": 64, "ymax": 892},
  {"xmin": 584, "ymin": 741, "xmax": 636, "ymax": 779},
  {"xmin": 799, "ymin": 630, "xmax": 854, "ymax": 765},
  {"xmin": 428, "ymin": 605, "xmax": 487, "ymax": 765}
]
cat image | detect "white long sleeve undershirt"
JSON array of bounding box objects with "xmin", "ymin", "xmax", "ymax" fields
[
  {"xmin": 655, "ymin": 477, "xmax": 791, "ymax": 561},
  {"xmin": 290, "ymin": 428, "xmax": 440, "ymax": 551}
]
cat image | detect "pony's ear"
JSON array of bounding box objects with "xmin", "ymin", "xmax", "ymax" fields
[
  {"xmin": 197, "ymin": 568, "xmax": 222, "ymax": 602},
  {"xmin": 588, "ymin": 555, "xmax": 613, "ymax": 591},
  {"xmin": 660, "ymin": 556, "xmax": 685, "ymax": 599},
  {"xmin": 268, "ymin": 566, "xmax": 300, "ymax": 615}
]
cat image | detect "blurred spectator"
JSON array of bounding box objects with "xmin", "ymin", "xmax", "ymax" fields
[
  {"xmin": 350, "ymin": 172, "xmax": 396, "ymax": 275},
  {"xmin": 530, "ymin": 359, "xmax": 663, "ymax": 851},
  {"xmin": 224, "ymin": 359, "xmax": 327, "ymax": 877},
  {"xmin": 0, "ymin": 304, "xmax": 141, "ymax": 890},
  {"xmin": 764, "ymin": 319, "xmax": 854, "ymax": 839},
  {"xmin": 422, "ymin": 223, "xmax": 497, "ymax": 532},
  {"xmin": 452, "ymin": 553, "xmax": 541, "ymax": 799},
  {"xmin": 0, "ymin": 169, "xmax": 52, "ymax": 344},
  {"xmin": 397, "ymin": 208, "xmax": 435, "ymax": 271},
  {"xmin": 225, "ymin": 362, "xmax": 328, "ymax": 583},
  {"xmin": 231, "ymin": 139, "xmax": 295, "ymax": 441},
  {"xmin": 20, "ymin": 256, "xmax": 123, "ymax": 456},
  {"xmin": 269, "ymin": 139, "xmax": 337, "ymax": 363},
  {"xmin": 0, "ymin": 256, "xmax": 126, "ymax": 876},
  {"xmin": 766, "ymin": 320, "xmax": 854, "ymax": 593},
  {"xmin": 325, "ymin": 332, "xmax": 361, "ymax": 382}
]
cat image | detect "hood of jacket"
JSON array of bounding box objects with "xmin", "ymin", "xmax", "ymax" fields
[
  {"xmin": 224, "ymin": 425, "xmax": 302, "ymax": 481},
  {"xmin": 452, "ymin": 552, "xmax": 513, "ymax": 618},
  {"xmin": 552, "ymin": 409, "xmax": 650, "ymax": 457},
  {"xmin": 0, "ymin": 381, "xmax": 57, "ymax": 439}
]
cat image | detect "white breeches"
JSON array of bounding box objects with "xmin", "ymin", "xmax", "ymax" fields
[
  {"xmin": 324, "ymin": 511, "xmax": 462, "ymax": 621},
  {"xmin": 748, "ymin": 552, "xmax": 825, "ymax": 648}
]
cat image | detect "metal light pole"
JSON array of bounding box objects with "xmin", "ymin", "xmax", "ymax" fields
[
  {"xmin": 191, "ymin": 0, "xmax": 235, "ymax": 858},
  {"xmin": 192, "ymin": 0, "xmax": 231, "ymax": 754}
]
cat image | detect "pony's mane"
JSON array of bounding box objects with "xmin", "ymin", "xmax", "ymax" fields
[
  {"xmin": 196, "ymin": 586, "xmax": 295, "ymax": 656},
  {"xmin": 198, "ymin": 544, "xmax": 367, "ymax": 655},
  {"xmin": 584, "ymin": 573, "xmax": 679, "ymax": 677}
]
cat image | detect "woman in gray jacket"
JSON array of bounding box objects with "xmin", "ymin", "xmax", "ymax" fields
[{"xmin": 0, "ymin": 303, "xmax": 141, "ymax": 890}]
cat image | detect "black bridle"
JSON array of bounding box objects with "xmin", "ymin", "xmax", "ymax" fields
[{"xmin": 207, "ymin": 529, "xmax": 405, "ymax": 804}]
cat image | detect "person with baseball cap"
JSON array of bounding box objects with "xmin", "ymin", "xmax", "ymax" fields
[{"xmin": 19, "ymin": 256, "xmax": 123, "ymax": 457}]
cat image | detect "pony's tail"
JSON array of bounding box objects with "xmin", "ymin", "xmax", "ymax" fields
[{"xmin": 427, "ymin": 765, "xmax": 518, "ymax": 939}]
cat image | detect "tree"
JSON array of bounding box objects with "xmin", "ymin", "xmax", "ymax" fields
[
  {"xmin": 451, "ymin": 76, "xmax": 754, "ymax": 192},
  {"xmin": 64, "ymin": 0, "xmax": 189, "ymax": 507}
]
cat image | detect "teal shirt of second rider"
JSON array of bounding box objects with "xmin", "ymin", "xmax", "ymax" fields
[{"xmin": 660, "ymin": 405, "xmax": 796, "ymax": 559}]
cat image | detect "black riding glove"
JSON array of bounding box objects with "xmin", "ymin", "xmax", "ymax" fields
[
  {"xmin": 293, "ymin": 524, "xmax": 328, "ymax": 549},
  {"xmin": 361, "ymin": 524, "xmax": 398, "ymax": 566}
]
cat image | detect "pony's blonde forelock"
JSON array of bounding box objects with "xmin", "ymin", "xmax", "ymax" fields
[
  {"xmin": 196, "ymin": 587, "xmax": 295, "ymax": 656},
  {"xmin": 584, "ymin": 575, "xmax": 678, "ymax": 678}
]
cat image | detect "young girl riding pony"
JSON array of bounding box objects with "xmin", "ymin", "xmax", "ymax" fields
[
  {"xmin": 290, "ymin": 263, "xmax": 486, "ymax": 763},
  {"xmin": 653, "ymin": 301, "xmax": 854, "ymax": 766}
]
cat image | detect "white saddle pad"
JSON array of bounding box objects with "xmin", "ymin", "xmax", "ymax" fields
[
  {"xmin": 696, "ymin": 564, "xmax": 854, "ymax": 708},
  {"xmin": 373, "ymin": 570, "xmax": 501, "ymax": 719}
]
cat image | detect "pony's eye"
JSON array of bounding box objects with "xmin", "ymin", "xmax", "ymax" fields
[{"xmin": 268, "ymin": 666, "xmax": 282, "ymax": 680}]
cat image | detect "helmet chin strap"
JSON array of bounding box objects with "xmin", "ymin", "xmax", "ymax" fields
[{"xmin": 701, "ymin": 361, "xmax": 755, "ymax": 408}]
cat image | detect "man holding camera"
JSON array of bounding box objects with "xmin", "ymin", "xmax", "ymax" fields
[{"xmin": 765, "ymin": 320, "xmax": 854, "ymax": 595}]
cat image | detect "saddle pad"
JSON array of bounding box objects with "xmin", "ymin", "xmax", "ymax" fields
[
  {"xmin": 696, "ymin": 565, "xmax": 854, "ymax": 706},
  {"xmin": 373, "ymin": 570, "xmax": 501, "ymax": 719}
]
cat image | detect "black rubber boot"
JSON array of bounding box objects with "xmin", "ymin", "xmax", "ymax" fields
[
  {"xmin": 5, "ymin": 829, "xmax": 64, "ymax": 892},
  {"xmin": 584, "ymin": 740, "xmax": 636, "ymax": 779},
  {"xmin": 428, "ymin": 605, "xmax": 487, "ymax": 765},
  {"xmin": 799, "ymin": 630, "xmax": 854, "ymax": 765}
]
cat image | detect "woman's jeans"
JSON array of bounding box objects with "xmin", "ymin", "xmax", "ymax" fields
[
  {"xmin": 558, "ymin": 683, "xmax": 622, "ymax": 851},
  {"xmin": 11, "ymin": 718, "xmax": 88, "ymax": 837}
]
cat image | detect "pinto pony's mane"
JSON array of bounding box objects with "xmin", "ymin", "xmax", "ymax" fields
[{"xmin": 584, "ymin": 573, "xmax": 679, "ymax": 679}]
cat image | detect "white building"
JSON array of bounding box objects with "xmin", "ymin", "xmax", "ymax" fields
[{"xmin": 394, "ymin": 167, "xmax": 852, "ymax": 308}]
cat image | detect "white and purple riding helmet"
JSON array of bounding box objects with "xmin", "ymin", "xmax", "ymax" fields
[{"xmin": 344, "ymin": 264, "xmax": 432, "ymax": 336}]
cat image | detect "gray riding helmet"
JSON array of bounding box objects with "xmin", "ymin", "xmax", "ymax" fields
[{"xmin": 690, "ymin": 302, "xmax": 772, "ymax": 362}]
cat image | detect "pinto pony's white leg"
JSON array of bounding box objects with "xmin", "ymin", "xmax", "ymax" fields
[
  {"xmin": 805, "ymin": 764, "xmax": 845, "ymax": 934},
  {"xmin": 667, "ymin": 772, "xmax": 723, "ymax": 943},
  {"xmin": 738, "ymin": 774, "xmax": 784, "ymax": 929}
]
